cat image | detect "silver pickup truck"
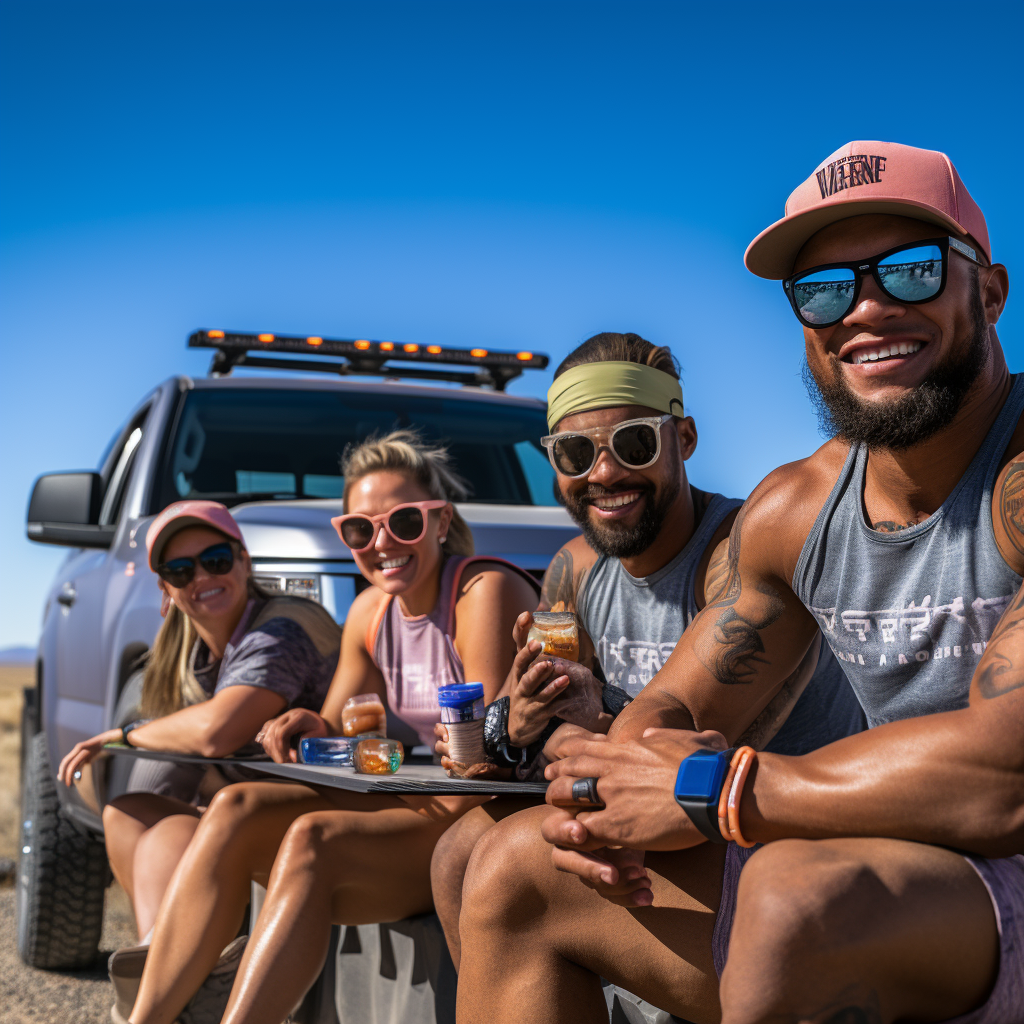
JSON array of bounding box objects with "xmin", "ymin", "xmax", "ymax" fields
[{"xmin": 19, "ymin": 330, "xmax": 579, "ymax": 972}]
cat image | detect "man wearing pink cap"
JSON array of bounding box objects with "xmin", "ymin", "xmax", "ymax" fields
[{"xmin": 455, "ymin": 143, "xmax": 1024, "ymax": 1024}]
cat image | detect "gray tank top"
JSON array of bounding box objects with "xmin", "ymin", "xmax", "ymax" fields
[
  {"xmin": 578, "ymin": 493, "xmax": 866, "ymax": 755},
  {"xmin": 793, "ymin": 375, "xmax": 1024, "ymax": 728}
]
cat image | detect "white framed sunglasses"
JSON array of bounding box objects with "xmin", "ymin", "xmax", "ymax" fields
[{"xmin": 540, "ymin": 414, "xmax": 674, "ymax": 478}]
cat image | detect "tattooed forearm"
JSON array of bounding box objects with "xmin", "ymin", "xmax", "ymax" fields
[{"xmin": 999, "ymin": 462, "xmax": 1024, "ymax": 557}]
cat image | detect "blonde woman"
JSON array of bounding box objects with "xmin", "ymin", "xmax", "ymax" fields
[
  {"xmin": 126, "ymin": 431, "xmax": 539, "ymax": 1024},
  {"xmin": 57, "ymin": 501, "xmax": 341, "ymax": 942}
]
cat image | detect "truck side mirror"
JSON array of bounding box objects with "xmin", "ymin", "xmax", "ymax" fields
[{"xmin": 26, "ymin": 472, "xmax": 115, "ymax": 549}]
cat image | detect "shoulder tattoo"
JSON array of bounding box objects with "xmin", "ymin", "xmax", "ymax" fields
[{"xmin": 1000, "ymin": 461, "xmax": 1024, "ymax": 558}]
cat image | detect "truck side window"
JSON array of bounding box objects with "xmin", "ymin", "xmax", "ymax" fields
[{"xmin": 99, "ymin": 409, "xmax": 149, "ymax": 526}]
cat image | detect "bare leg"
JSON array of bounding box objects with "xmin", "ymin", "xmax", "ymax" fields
[
  {"xmin": 719, "ymin": 838, "xmax": 1000, "ymax": 1024},
  {"xmin": 457, "ymin": 805, "xmax": 724, "ymax": 1024},
  {"xmin": 103, "ymin": 794, "xmax": 201, "ymax": 939},
  {"xmin": 130, "ymin": 781, "xmax": 335, "ymax": 1024},
  {"xmin": 222, "ymin": 793, "xmax": 466, "ymax": 1024},
  {"xmin": 430, "ymin": 797, "xmax": 540, "ymax": 969}
]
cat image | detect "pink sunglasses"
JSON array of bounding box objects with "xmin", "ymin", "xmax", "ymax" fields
[{"xmin": 331, "ymin": 500, "xmax": 449, "ymax": 552}]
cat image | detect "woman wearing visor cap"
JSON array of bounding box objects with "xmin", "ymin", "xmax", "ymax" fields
[{"xmin": 57, "ymin": 500, "xmax": 341, "ymax": 949}]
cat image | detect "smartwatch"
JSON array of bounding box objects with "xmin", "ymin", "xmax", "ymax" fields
[
  {"xmin": 121, "ymin": 720, "xmax": 147, "ymax": 746},
  {"xmin": 673, "ymin": 748, "xmax": 735, "ymax": 844}
]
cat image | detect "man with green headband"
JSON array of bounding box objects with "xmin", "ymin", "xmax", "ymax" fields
[{"xmin": 430, "ymin": 332, "xmax": 864, "ymax": 994}]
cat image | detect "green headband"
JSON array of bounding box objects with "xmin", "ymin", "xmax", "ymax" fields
[{"xmin": 546, "ymin": 361, "xmax": 684, "ymax": 430}]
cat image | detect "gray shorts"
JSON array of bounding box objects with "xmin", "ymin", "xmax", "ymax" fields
[{"xmin": 712, "ymin": 843, "xmax": 1024, "ymax": 1023}]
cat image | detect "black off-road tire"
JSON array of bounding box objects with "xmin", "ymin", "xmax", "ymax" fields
[{"xmin": 16, "ymin": 731, "xmax": 110, "ymax": 969}]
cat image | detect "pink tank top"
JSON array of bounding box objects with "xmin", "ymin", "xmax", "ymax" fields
[{"xmin": 366, "ymin": 556, "xmax": 538, "ymax": 747}]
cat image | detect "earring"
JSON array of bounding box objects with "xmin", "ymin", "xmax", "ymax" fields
[{"xmin": 439, "ymin": 536, "xmax": 447, "ymax": 544}]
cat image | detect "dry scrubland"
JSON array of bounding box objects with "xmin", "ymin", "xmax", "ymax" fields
[{"xmin": 0, "ymin": 665, "xmax": 135, "ymax": 1023}]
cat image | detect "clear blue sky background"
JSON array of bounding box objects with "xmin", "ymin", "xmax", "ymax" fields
[{"xmin": 1, "ymin": 1, "xmax": 1022, "ymax": 649}]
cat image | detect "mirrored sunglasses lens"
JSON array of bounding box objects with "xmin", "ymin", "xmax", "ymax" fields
[
  {"xmin": 552, "ymin": 435, "xmax": 597, "ymax": 475},
  {"xmin": 612, "ymin": 424, "xmax": 659, "ymax": 466},
  {"xmin": 199, "ymin": 544, "xmax": 234, "ymax": 575},
  {"xmin": 388, "ymin": 507, "xmax": 425, "ymax": 542},
  {"xmin": 160, "ymin": 559, "xmax": 194, "ymax": 586},
  {"xmin": 341, "ymin": 517, "xmax": 375, "ymax": 548},
  {"xmin": 878, "ymin": 245, "xmax": 943, "ymax": 302},
  {"xmin": 792, "ymin": 268, "xmax": 856, "ymax": 324}
]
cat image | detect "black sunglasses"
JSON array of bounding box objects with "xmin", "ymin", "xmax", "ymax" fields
[
  {"xmin": 783, "ymin": 236, "xmax": 984, "ymax": 328},
  {"xmin": 156, "ymin": 541, "xmax": 237, "ymax": 587}
]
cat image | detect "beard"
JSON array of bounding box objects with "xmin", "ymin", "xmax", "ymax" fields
[
  {"xmin": 802, "ymin": 282, "xmax": 989, "ymax": 452},
  {"xmin": 563, "ymin": 477, "xmax": 680, "ymax": 559}
]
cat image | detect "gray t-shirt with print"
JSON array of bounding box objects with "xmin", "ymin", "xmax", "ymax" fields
[{"xmin": 576, "ymin": 493, "xmax": 866, "ymax": 756}]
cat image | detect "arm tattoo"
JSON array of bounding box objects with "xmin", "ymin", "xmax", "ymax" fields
[
  {"xmin": 1000, "ymin": 461, "xmax": 1024, "ymax": 557},
  {"xmin": 975, "ymin": 581, "xmax": 1024, "ymax": 699},
  {"xmin": 699, "ymin": 504, "xmax": 786, "ymax": 685},
  {"xmin": 539, "ymin": 547, "xmax": 588, "ymax": 613}
]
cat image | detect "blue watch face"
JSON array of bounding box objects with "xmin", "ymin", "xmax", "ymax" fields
[{"xmin": 674, "ymin": 752, "xmax": 727, "ymax": 802}]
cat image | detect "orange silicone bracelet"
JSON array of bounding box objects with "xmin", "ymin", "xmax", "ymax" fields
[
  {"xmin": 717, "ymin": 748, "xmax": 745, "ymax": 841},
  {"xmin": 727, "ymin": 746, "xmax": 757, "ymax": 848}
]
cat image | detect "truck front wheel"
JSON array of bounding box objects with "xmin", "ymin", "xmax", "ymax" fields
[{"xmin": 16, "ymin": 731, "xmax": 110, "ymax": 969}]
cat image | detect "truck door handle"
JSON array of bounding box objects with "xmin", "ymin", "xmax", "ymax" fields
[{"xmin": 57, "ymin": 584, "xmax": 76, "ymax": 607}]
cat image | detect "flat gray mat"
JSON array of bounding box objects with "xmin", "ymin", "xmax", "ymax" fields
[{"xmin": 103, "ymin": 746, "xmax": 547, "ymax": 795}]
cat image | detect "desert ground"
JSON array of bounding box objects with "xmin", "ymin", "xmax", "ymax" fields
[{"xmin": 0, "ymin": 665, "xmax": 135, "ymax": 1024}]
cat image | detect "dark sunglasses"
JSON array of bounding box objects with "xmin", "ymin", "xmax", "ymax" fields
[
  {"xmin": 783, "ymin": 236, "xmax": 984, "ymax": 328},
  {"xmin": 540, "ymin": 415, "xmax": 673, "ymax": 478},
  {"xmin": 156, "ymin": 541, "xmax": 237, "ymax": 587}
]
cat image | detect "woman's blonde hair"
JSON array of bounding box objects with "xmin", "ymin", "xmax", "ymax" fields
[
  {"xmin": 341, "ymin": 429, "xmax": 474, "ymax": 558},
  {"xmin": 140, "ymin": 548, "xmax": 276, "ymax": 718}
]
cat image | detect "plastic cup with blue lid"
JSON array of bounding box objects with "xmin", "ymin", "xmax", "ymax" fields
[{"xmin": 438, "ymin": 683, "xmax": 486, "ymax": 765}]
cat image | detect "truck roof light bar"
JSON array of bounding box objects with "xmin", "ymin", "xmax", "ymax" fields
[{"xmin": 189, "ymin": 329, "xmax": 548, "ymax": 391}]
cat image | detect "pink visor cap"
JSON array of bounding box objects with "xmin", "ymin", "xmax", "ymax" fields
[
  {"xmin": 146, "ymin": 500, "xmax": 245, "ymax": 570},
  {"xmin": 745, "ymin": 141, "xmax": 990, "ymax": 280}
]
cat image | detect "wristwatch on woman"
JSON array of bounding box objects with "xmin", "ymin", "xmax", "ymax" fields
[{"xmin": 120, "ymin": 720, "xmax": 148, "ymax": 746}]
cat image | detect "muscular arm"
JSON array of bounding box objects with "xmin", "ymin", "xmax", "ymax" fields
[
  {"xmin": 607, "ymin": 497, "xmax": 821, "ymax": 744},
  {"xmin": 744, "ymin": 457, "xmax": 1024, "ymax": 857}
]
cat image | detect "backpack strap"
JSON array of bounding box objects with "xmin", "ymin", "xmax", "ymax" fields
[
  {"xmin": 364, "ymin": 593, "xmax": 393, "ymax": 664},
  {"xmin": 446, "ymin": 556, "xmax": 541, "ymax": 635}
]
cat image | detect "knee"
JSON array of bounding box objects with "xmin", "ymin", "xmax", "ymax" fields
[
  {"xmin": 733, "ymin": 840, "xmax": 888, "ymax": 961},
  {"xmin": 195, "ymin": 783, "xmax": 268, "ymax": 850},
  {"xmin": 431, "ymin": 814, "xmax": 485, "ymax": 912},
  {"xmin": 275, "ymin": 812, "xmax": 338, "ymax": 875},
  {"xmin": 460, "ymin": 812, "xmax": 550, "ymax": 934}
]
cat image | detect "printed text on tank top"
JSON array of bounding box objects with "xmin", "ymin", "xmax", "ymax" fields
[{"xmin": 793, "ymin": 374, "xmax": 1024, "ymax": 727}]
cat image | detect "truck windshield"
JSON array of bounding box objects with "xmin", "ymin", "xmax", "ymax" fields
[{"xmin": 154, "ymin": 388, "xmax": 558, "ymax": 508}]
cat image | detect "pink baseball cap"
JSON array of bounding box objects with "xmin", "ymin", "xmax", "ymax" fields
[
  {"xmin": 745, "ymin": 141, "xmax": 990, "ymax": 280},
  {"xmin": 146, "ymin": 500, "xmax": 244, "ymax": 569}
]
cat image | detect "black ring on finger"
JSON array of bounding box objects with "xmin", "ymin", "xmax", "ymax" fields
[{"xmin": 571, "ymin": 777, "xmax": 602, "ymax": 807}]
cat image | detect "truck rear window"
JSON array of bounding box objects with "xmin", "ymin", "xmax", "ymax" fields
[{"xmin": 154, "ymin": 388, "xmax": 558, "ymax": 509}]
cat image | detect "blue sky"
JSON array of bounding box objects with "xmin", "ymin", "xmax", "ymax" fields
[{"xmin": 2, "ymin": 0, "xmax": 1022, "ymax": 648}]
